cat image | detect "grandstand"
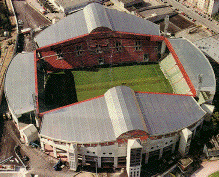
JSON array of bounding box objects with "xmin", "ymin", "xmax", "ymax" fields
[{"xmin": 160, "ymin": 53, "xmax": 190, "ymax": 95}]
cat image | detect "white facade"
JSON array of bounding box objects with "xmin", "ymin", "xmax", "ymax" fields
[
  {"xmin": 188, "ymin": 0, "xmax": 219, "ymax": 15},
  {"xmin": 126, "ymin": 139, "xmax": 142, "ymax": 177},
  {"xmin": 39, "ymin": 119, "xmax": 206, "ymax": 174},
  {"xmin": 178, "ymin": 128, "xmax": 193, "ymax": 156},
  {"xmin": 20, "ymin": 124, "xmax": 39, "ymax": 145}
]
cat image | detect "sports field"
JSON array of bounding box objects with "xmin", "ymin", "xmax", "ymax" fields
[{"xmin": 72, "ymin": 64, "xmax": 173, "ymax": 101}]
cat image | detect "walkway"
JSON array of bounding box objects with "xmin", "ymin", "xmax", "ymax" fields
[{"xmin": 191, "ymin": 160, "xmax": 219, "ymax": 177}]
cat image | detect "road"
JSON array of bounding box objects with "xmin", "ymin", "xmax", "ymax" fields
[
  {"xmin": 0, "ymin": 119, "xmax": 78, "ymax": 177},
  {"xmin": 191, "ymin": 160, "xmax": 219, "ymax": 177},
  {"xmin": 12, "ymin": 0, "xmax": 51, "ymax": 30},
  {"xmin": 164, "ymin": 0, "xmax": 219, "ymax": 34}
]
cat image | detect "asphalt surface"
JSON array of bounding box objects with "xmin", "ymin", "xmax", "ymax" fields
[
  {"xmin": 12, "ymin": 0, "xmax": 51, "ymax": 29},
  {"xmin": 0, "ymin": 118, "xmax": 78, "ymax": 177},
  {"xmin": 164, "ymin": 0, "xmax": 219, "ymax": 34}
]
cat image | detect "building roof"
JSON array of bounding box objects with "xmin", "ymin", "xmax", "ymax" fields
[
  {"xmin": 40, "ymin": 86, "xmax": 206, "ymax": 143},
  {"xmin": 40, "ymin": 95, "xmax": 116, "ymax": 143},
  {"xmin": 21, "ymin": 124, "xmax": 38, "ymax": 138},
  {"xmin": 4, "ymin": 52, "xmax": 35, "ymax": 116},
  {"xmin": 104, "ymin": 86, "xmax": 148, "ymax": 137},
  {"xmin": 55, "ymin": 0, "xmax": 91, "ymax": 9},
  {"xmin": 35, "ymin": 3, "xmax": 160, "ymax": 48},
  {"xmin": 193, "ymin": 36, "xmax": 219, "ymax": 64},
  {"xmin": 136, "ymin": 92, "xmax": 205, "ymax": 135},
  {"xmin": 169, "ymin": 38, "xmax": 216, "ymax": 94}
]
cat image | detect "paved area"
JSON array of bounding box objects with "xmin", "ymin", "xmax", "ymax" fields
[
  {"xmin": 175, "ymin": 26, "xmax": 212, "ymax": 42},
  {"xmin": 12, "ymin": 0, "xmax": 51, "ymax": 29},
  {"xmin": 164, "ymin": 0, "xmax": 219, "ymax": 34},
  {"xmin": 191, "ymin": 160, "xmax": 219, "ymax": 177},
  {"xmin": 26, "ymin": 0, "xmax": 64, "ymax": 21}
]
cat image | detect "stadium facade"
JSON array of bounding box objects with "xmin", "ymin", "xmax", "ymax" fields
[{"xmin": 4, "ymin": 3, "xmax": 216, "ymax": 176}]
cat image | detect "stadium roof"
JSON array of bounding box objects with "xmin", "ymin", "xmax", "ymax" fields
[
  {"xmin": 193, "ymin": 36, "xmax": 219, "ymax": 64},
  {"xmin": 169, "ymin": 38, "xmax": 216, "ymax": 94},
  {"xmin": 136, "ymin": 92, "xmax": 205, "ymax": 135},
  {"xmin": 35, "ymin": 3, "xmax": 160, "ymax": 48},
  {"xmin": 40, "ymin": 86, "xmax": 206, "ymax": 143},
  {"xmin": 4, "ymin": 52, "xmax": 35, "ymax": 116}
]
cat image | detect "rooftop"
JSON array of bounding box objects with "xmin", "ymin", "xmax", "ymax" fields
[
  {"xmin": 4, "ymin": 52, "xmax": 35, "ymax": 116},
  {"xmin": 194, "ymin": 36, "xmax": 219, "ymax": 64},
  {"xmin": 40, "ymin": 86, "xmax": 206, "ymax": 143},
  {"xmin": 35, "ymin": 3, "xmax": 160, "ymax": 48},
  {"xmin": 55, "ymin": 0, "xmax": 91, "ymax": 9},
  {"xmin": 169, "ymin": 38, "xmax": 216, "ymax": 94}
]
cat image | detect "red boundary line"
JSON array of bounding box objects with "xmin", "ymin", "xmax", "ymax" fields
[
  {"xmin": 37, "ymin": 33, "xmax": 90, "ymax": 51},
  {"xmin": 36, "ymin": 31, "xmax": 164, "ymax": 52},
  {"xmin": 164, "ymin": 38, "xmax": 196, "ymax": 97},
  {"xmin": 34, "ymin": 50, "xmax": 39, "ymax": 115},
  {"xmin": 35, "ymin": 32, "xmax": 196, "ymax": 116},
  {"xmin": 39, "ymin": 95, "xmax": 104, "ymax": 116},
  {"xmin": 135, "ymin": 91, "xmax": 192, "ymax": 97}
]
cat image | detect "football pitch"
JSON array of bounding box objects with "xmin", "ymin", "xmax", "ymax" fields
[{"xmin": 72, "ymin": 64, "xmax": 173, "ymax": 101}]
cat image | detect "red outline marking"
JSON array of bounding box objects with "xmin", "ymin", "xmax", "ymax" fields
[
  {"xmin": 36, "ymin": 31, "xmax": 164, "ymax": 52},
  {"xmin": 34, "ymin": 51, "xmax": 39, "ymax": 115},
  {"xmin": 37, "ymin": 33, "xmax": 90, "ymax": 51},
  {"xmin": 135, "ymin": 91, "xmax": 192, "ymax": 97},
  {"xmin": 35, "ymin": 32, "xmax": 197, "ymax": 117},
  {"xmin": 164, "ymin": 38, "xmax": 196, "ymax": 97},
  {"xmin": 39, "ymin": 95, "xmax": 104, "ymax": 116}
]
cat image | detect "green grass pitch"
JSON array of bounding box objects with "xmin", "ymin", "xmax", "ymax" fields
[{"xmin": 72, "ymin": 64, "xmax": 173, "ymax": 101}]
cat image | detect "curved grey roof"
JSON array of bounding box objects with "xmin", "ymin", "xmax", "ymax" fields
[
  {"xmin": 40, "ymin": 86, "xmax": 147, "ymax": 143},
  {"xmin": 40, "ymin": 86, "xmax": 206, "ymax": 143},
  {"xmin": 193, "ymin": 36, "xmax": 219, "ymax": 64},
  {"xmin": 169, "ymin": 38, "xmax": 216, "ymax": 95},
  {"xmin": 4, "ymin": 52, "xmax": 35, "ymax": 116},
  {"xmin": 35, "ymin": 3, "xmax": 160, "ymax": 48},
  {"xmin": 104, "ymin": 86, "xmax": 147, "ymax": 137}
]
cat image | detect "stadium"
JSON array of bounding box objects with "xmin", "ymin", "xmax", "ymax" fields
[{"xmin": 4, "ymin": 3, "xmax": 216, "ymax": 176}]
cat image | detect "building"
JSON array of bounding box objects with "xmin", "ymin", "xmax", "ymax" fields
[
  {"xmin": 186, "ymin": 0, "xmax": 219, "ymax": 16},
  {"xmin": 110, "ymin": 0, "xmax": 145, "ymax": 12},
  {"xmin": 20, "ymin": 124, "xmax": 39, "ymax": 146},
  {"xmin": 46, "ymin": 0, "xmax": 104, "ymax": 14},
  {"xmin": 4, "ymin": 3, "xmax": 216, "ymax": 176}
]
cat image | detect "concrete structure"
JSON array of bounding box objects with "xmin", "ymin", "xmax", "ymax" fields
[
  {"xmin": 47, "ymin": 0, "xmax": 104, "ymax": 14},
  {"xmin": 126, "ymin": 139, "xmax": 142, "ymax": 177},
  {"xmin": 20, "ymin": 124, "xmax": 39, "ymax": 145},
  {"xmin": 178, "ymin": 128, "xmax": 192, "ymax": 156},
  {"xmin": 111, "ymin": 0, "xmax": 144, "ymax": 11},
  {"xmin": 4, "ymin": 3, "xmax": 216, "ymax": 176}
]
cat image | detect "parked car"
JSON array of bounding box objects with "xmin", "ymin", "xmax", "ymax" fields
[
  {"xmin": 53, "ymin": 159, "xmax": 63, "ymax": 171},
  {"xmin": 23, "ymin": 156, "xmax": 29, "ymax": 162}
]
